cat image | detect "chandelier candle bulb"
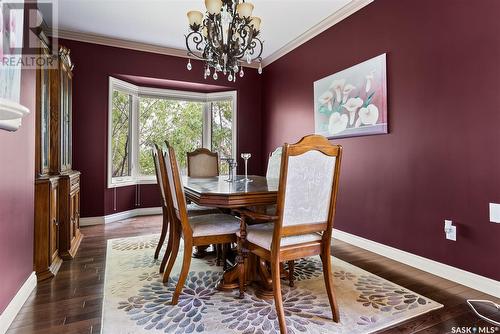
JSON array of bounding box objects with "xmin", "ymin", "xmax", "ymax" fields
[
  {"xmin": 205, "ymin": 0, "xmax": 223, "ymax": 15},
  {"xmin": 236, "ymin": 2, "xmax": 254, "ymax": 18},
  {"xmin": 250, "ymin": 17, "xmax": 261, "ymax": 31},
  {"xmin": 187, "ymin": 11, "xmax": 203, "ymax": 28}
]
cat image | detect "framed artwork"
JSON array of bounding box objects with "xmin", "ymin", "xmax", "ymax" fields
[{"xmin": 314, "ymin": 53, "xmax": 387, "ymax": 139}]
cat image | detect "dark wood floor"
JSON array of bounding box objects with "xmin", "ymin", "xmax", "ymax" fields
[{"xmin": 7, "ymin": 215, "xmax": 499, "ymax": 334}]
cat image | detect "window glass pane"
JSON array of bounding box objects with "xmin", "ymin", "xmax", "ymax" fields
[
  {"xmin": 211, "ymin": 100, "xmax": 233, "ymax": 174},
  {"xmin": 139, "ymin": 98, "xmax": 203, "ymax": 175},
  {"xmin": 111, "ymin": 90, "xmax": 132, "ymax": 178}
]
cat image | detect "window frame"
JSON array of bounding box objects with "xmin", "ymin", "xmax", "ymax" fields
[{"xmin": 107, "ymin": 77, "xmax": 237, "ymax": 188}]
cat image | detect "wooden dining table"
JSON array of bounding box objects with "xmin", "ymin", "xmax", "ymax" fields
[
  {"xmin": 183, "ymin": 175, "xmax": 278, "ymax": 208},
  {"xmin": 182, "ymin": 175, "xmax": 280, "ymax": 298}
]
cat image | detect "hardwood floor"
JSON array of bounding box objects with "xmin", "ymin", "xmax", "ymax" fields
[{"xmin": 7, "ymin": 215, "xmax": 499, "ymax": 334}]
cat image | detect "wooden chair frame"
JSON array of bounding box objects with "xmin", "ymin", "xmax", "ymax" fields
[
  {"xmin": 153, "ymin": 144, "xmax": 176, "ymax": 274},
  {"xmin": 238, "ymin": 135, "xmax": 343, "ymax": 334},
  {"xmin": 186, "ymin": 148, "xmax": 219, "ymax": 177},
  {"xmin": 162, "ymin": 141, "xmax": 238, "ymax": 305}
]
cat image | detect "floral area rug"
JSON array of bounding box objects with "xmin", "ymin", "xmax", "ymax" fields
[{"xmin": 101, "ymin": 234, "xmax": 442, "ymax": 334}]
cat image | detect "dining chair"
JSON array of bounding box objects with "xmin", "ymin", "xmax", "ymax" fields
[
  {"xmin": 154, "ymin": 144, "xmax": 220, "ymax": 273},
  {"xmin": 186, "ymin": 147, "xmax": 226, "ymax": 260},
  {"xmin": 237, "ymin": 134, "xmax": 342, "ymax": 334},
  {"xmin": 262, "ymin": 146, "xmax": 283, "ymax": 216},
  {"xmin": 265, "ymin": 146, "xmax": 283, "ymax": 180},
  {"xmin": 187, "ymin": 148, "xmax": 219, "ymax": 177},
  {"xmin": 161, "ymin": 142, "xmax": 241, "ymax": 305}
]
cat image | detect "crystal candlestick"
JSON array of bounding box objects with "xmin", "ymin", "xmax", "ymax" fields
[{"xmin": 241, "ymin": 153, "xmax": 252, "ymax": 182}]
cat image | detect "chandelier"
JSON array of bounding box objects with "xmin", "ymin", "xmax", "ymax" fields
[{"xmin": 185, "ymin": 0, "xmax": 263, "ymax": 82}]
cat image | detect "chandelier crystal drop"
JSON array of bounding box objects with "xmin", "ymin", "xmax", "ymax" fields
[{"xmin": 185, "ymin": 0, "xmax": 263, "ymax": 82}]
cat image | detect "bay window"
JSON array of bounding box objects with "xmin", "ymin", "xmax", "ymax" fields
[{"xmin": 108, "ymin": 77, "xmax": 237, "ymax": 187}]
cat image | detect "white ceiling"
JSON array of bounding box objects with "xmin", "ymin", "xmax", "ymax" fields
[{"xmin": 52, "ymin": 0, "xmax": 353, "ymax": 60}]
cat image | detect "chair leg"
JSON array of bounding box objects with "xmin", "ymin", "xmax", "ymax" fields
[
  {"xmin": 321, "ymin": 249, "xmax": 340, "ymax": 323},
  {"xmin": 271, "ymin": 260, "xmax": 287, "ymax": 334},
  {"xmin": 171, "ymin": 240, "xmax": 193, "ymax": 305},
  {"xmin": 288, "ymin": 260, "xmax": 295, "ymax": 287},
  {"xmin": 154, "ymin": 206, "xmax": 168, "ymax": 259},
  {"xmin": 162, "ymin": 221, "xmax": 180, "ymax": 283},
  {"xmin": 159, "ymin": 217, "xmax": 173, "ymax": 273}
]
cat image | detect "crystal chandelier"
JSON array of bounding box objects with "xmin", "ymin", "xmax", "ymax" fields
[{"xmin": 185, "ymin": 0, "xmax": 263, "ymax": 82}]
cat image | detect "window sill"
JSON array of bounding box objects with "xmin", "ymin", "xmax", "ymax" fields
[{"xmin": 108, "ymin": 178, "xmax": 157, "ymax": 189}]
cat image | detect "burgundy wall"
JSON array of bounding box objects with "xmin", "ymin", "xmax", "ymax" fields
[
  {"xmin": 262, "ymin": 0, "xmax": 500, "ymax": 280},
  {"xmin": 63, "ymin": 39, "xmax": 263, "ymax": 217},
  {"xmin": 0, "ymin": 15, "xmax": 36, "ymax": 313}
]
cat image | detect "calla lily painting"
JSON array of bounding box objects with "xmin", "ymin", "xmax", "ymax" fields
[{"xmin": 314, "ymin": 53, "xmax": 387, "ymax": 139}]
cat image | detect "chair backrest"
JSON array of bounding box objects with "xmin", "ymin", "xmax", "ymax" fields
[
  {"xmin": 187, "ymin": 148, "xmax": 219, "ymax": 177},
  {"xmin": 266, "ymin": 147, "xmax": 282, "ymax": 180},
  {"xmin": 152, "ymin": 145, "xmax": 167, "ymax": 207},
  {"xmin": 163, "ymin": 141, "xmax": 192, "ymax": 237},
  {"xmin": 275, "ymin": 135, "xmax": 342, "ymax": 240}
]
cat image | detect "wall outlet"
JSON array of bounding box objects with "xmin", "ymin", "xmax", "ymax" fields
[
  {"xmin": 489, "ymin": 203, "xmax": 500, "ymax": 223},
  {"xmin": 444, "ymin": 220, "xmax": 456, "ymax": 241}
]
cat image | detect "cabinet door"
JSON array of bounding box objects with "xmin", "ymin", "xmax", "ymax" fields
[
  {"xmin": 49, "ymin": 182, "xmax": 59, "ymax": 262},
  {"xmin": 40, "ymin": 58, "xmax": 50, "ymax": 173}
]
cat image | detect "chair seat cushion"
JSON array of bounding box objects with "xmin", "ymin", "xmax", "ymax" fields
[
  {"xmin": 187, "ymin": 203, "xmax": 219, "ymax": 216},
  {"xmin": 237, "ymin": 223, "xmax": 322, "ymax": 250},
  {"xmin": 189, "ymin": 214, "xmax": 240, "ymax": 237}
]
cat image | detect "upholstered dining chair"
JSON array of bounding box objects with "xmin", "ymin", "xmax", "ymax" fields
[
  {"xmin": 161, "ymin": 142, "xmax": 241, "ymax": 305},
  {"xmin": 237, "ymin": 135, "xmax": 343, "ymax": 334},
  {"xmin": 186, "ymin": 147, "xmax": 223, "ymax": 258},
  {"xmin": 153, "ymin": 144, "xmax": 220, "ymax": 274},
  {"xmin": 187, "ymin": 148, "xmax": 219, "ymax": 177},
  {"xmin": 266, "ymin": 146, "xmax": 283, "ymax": 180},
  {"xmin": 262, "ymin": 146, "xmax": 283, "ymax": 216}
]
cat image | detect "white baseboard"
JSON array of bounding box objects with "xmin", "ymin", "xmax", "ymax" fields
[
  {"xmin": 333, "ymin": 229, "xmax": 500, "ymax": 298},
  {"xmin": 0, "ymin": 272, "xmax": 37, "ymax": 334},
  {"xmin": 80, "ymin": 207, "xmax": 162, "ymax": 226}
]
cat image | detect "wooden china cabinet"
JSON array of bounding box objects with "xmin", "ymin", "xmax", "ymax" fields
[{"xmin": 34, "ymin": 41, "xmax": 82, "ymax": 281}]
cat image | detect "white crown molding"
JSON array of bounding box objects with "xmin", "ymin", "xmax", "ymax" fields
[
  {"xmin": 80, "ymin": 207, "xmax": 162, "ymax": 226},
  {"xmin": 333, "ymin": 229, "xmax": 500, "ymax": 298},
  {"xmin": 261, "ymin": 0, "xmax": 374, "ymax": 67},
  {"xmin": 0, "ymin": 272, "xmax": 37, "ymax": 334},
  {"xmin": 55, "ymin": 29, "xmax": 189, "ymax": 58}
]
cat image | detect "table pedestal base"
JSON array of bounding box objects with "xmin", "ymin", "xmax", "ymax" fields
[{"xmin": 217, "ymin": 254, "xmax": 291, "ymax": 301}]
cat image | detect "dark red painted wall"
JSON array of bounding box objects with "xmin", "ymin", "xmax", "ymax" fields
[
  {"xmin": 63, "ymin": 39, "xmax": 263, "ymax": 217},
  {"xmin": 262, "ymin": 0, "xmax": 500, "ymax": 280},
  {"xmin": 0, "ymin": 18, "xmax": 36, "ymax": 312}
]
